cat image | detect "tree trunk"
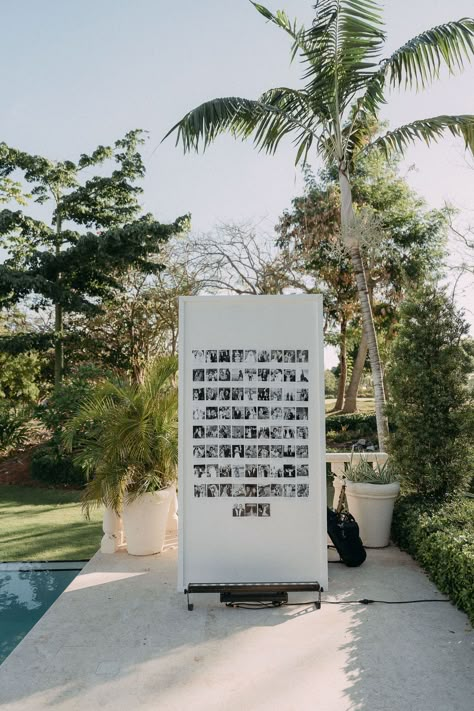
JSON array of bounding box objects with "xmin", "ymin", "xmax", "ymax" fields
[
  {"xmin": 342, "ymin": 331, "xmax": 367, "ymax": 413},
  {"xmin": 54, "ymin": 214, "xmax": 63, "ymax": 390},
  {"xmin": 339, "ymin": 168, "xmax": 389, "ymax": 450},
  {"xmin": 334, "ymin": 316, "xmax": 347, "ymax": 411}
]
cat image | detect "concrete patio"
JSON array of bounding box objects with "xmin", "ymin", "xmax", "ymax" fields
[{"xmin": 0, "ymin": 533, "xmax": 472, "ymax": 711}]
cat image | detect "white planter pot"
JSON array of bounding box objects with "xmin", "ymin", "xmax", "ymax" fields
[
  {"xmin": 122, "ymin": 486, "xmax": 174, "ymax": 556},
  {"xmin": 345, "ymin": 480, "xmax": 400, "ymax": 548}
]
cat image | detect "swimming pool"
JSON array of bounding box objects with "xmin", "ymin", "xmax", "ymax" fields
[{"xmin": 0, "ymin": 561, "xmax": 85, "ymax": 665}]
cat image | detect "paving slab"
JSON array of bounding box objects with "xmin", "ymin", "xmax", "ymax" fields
[{"xmin": 0, "ymin": 534, "xmax": 472, "ymax": 711}]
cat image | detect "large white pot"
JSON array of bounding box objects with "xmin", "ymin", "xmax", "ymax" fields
[
  {"xmin": 345, "ymin": 480, "xmax": 400, "ymax": 548},
  {"xmin": 122, "ymin": 486, "xmax": 174, "ymax": 556}
]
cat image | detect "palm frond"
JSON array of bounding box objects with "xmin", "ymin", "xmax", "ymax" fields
[
  {"xmin": 360, "ymin": 18, "xmax": 474, "ymax": 118},
  {"xmin": 302, "ymin": 0, "xmax": 385, "ymax": 114},
  {"xmin": 163, "ymin": 92, "xmax": 318, "ymax": 162},
  {"xmin": 385, "ymin": 19, "xmax": 474, "ymax": 90},
  {"xmin": 367, "ymin": 115, "xmax": 474, "ymax": 159},
  {"xmin": 63, "ymin": 355, "xmax": 179, "ymax": 514},
  {"xmin": 251, "ymin": 2, "xmax": 307, "ymax": 60}
]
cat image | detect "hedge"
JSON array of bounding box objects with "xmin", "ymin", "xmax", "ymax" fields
[
  {"xmin": 31, "ymin": 445, "xmax": 87, "ymax": 489},
  {"xmin": 392, "ymin": 495, "xmax": 474, "ymax": 626},
  {"xmin": 325, "ymin": 412, "xmax": 377, "ymax": 435}
]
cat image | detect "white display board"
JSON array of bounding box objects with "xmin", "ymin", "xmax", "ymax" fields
[{"xmin": 178, "ymin": 295, "xmax": 328, "ymax": 591}]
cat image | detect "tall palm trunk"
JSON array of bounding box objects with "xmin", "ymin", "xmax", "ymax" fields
[
  {"xmin": 342, "ymin": 331, "xmax": 367, "ymax": 413},
  {"xmin": 334, "ymin": 314, "xmax": 347, "ymax": 411},
  {"xmin": 54, "ymin": 213, "xmax": 63, "ymax": 390},
  {"xmin": 339, "ymin": 168, "xmax": 389, "ymax": 450}
]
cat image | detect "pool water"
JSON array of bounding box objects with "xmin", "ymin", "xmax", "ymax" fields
[{"xmin": 0, "ymin": 562, "xmax": 85, "ymax": 665}]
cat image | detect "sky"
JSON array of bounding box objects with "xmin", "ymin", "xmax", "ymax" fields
[{"xmin": 1, "ymin": 0, "xmax": 473, "ymax": 361}]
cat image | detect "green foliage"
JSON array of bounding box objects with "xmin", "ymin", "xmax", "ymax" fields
[
  {"xmin": 0, "ymin": 131, "xmax": 189, "ymax": 385},
  {"xmin": 166, "ymin": 2, "xmax": 474, "ymax": 167},
  {"xmin": 0, "ymin": 402, "xmax": 33, "ymax": 454},
  {"xmin": 0, "ymin": 310, "xmax": 43, "ymax": 403},
  {"xmin": 0, "ymin": 352, "xmax": 40, "ymax": 403},
  {"xmin": 63, "ymin": 356, "xmax": 178, "ymax": 514},
  {"xmin": 387, "ymin": 287, "xmax": 474, "ymax": 495},
  {"xmin": 392, "ymin": 495, "xmax": 474, "ymax": 625},
  {"xmin": 36, "ymin": 364, "xmax": 103, "ymax": 445},
  {"xmin": 30, "ymin": 445, "xmax": 86, "ymax": 488},
  {"xmin": 326, "ymin": 412, "xmax": 377, "ymax": 435},
  {"xmin": 324, "ymin": 369, "xmax": 338, "ymax": 397},
  {"xmin": 344, "ymin": 457, "xmax": 397, "ymax": 484}
]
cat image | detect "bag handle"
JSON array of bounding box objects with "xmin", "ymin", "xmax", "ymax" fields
[{"xmin": 336, "ymin": 476, "xmax": 347, "ymax": 514}]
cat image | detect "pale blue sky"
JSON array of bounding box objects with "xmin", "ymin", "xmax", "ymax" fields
[{"xmin": 1, "ymin": 0, "xmax": 473, "ymax": 336}]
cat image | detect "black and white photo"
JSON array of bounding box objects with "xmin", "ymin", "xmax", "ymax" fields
[
  {"xmin": 207, "ymin": 483, "xmax": 220, "ymax": 497},
  {"xmin": 206, "ymin": 350, "xmax": 218, "ymax": 363},
  {"xmin": 220, "ymin": 464, "xmax": 232, "ymax": 478},
  {"xmin": 194, "ymin": 484, "xmax": 206, "ymax": 498},
  {"xmin": 244, "ymin": 444, "xmax": 257, "ymax": 457},
  {"xmin": 296, "ymin": 407, "xmax": 308, "ymax": 421},
  {"xmin": 206, "ymin": 424, "xmax": 218, "ymax": 438},
  {"xmin": 193, "ymin": 465, "xmax": 206, "ymax": 478},
  {"xmin": 193, "ymin": 406, "xmax": 206, "ymax": 420},
  {"xmin": 297, "ymin": 483, "xmax": 309, "ymax": 497},
  {"xmin": 219, "ymin": 444, "xmax": 232, "ymax": 458},
  {"xmin": 193, "ymin": 369, "xmax": 205, "ymax": 382},
  {"xmin": 245, "ymin": 463, "xmax": 258, "ymax": 478}
]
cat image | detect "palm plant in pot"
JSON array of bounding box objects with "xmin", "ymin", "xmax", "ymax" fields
[
  {"xmin": 63, "ymin": 356, "xmax": 178, "ymax": 555},
  {"xmin": 337, "ymin": 457, "xmax": 399, "ymax": 548}
]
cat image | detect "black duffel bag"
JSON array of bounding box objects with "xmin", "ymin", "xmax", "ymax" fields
[{"xmin": 327, "ymin": 480, "xmax": 366, "ymax": 567}]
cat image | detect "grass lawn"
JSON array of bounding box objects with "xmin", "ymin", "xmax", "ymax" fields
[
  {"xmin": 325, "ymin": 397, "xmax": 375, "ymax": 414},
  {"xmin": 0, "ymin": 486, "xmax": 103, "ymax": 561}
]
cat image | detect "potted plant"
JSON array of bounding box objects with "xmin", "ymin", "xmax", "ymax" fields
[
  {"xmin": 63, "ymin": 356, "xmax": 178, "ymax": 555},
  {"xmin": 336, "ymin": 457, "xmax": 400, "ymax": 548}
]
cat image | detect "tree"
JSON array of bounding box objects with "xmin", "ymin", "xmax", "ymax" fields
[
  {"xmin": 165, "ymin": 0, "xmax": 474, "ymax": 450},
  {"xmin": 277, "ymin": 151, "xmax": 448, "ymax": 411},
  {"xmin": 175, "ymin": 223, "xmax": 313, "ymax": 296},
  {"xmin": 0, "ymin": 310, "xmax": 43, "ymax": 403},
  {"xmin": 67, "ymin": 250, "xmax": 202, "ymax": 381},
  {"xmin": 0, "ymin": 131, "xmax": 188, "ymax": 388},
  {"xmin": 387, "ymin": 287, "xmax": 473, "ymax": 496}
]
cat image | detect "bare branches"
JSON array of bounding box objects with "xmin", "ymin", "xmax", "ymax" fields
[{"xmin": 171, "ymin": 223, "xmax": 315, "ymax": 296}]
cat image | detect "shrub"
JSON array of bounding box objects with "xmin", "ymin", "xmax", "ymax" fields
[
  {"xmin": 31, "ymin": 445, "xmax": 86, "ymax": 488},
  {"xmin": 387, "ymin": 287, "xmax": 474, "ymax": 495},
  {"xmin": 325, "ymin": 412, "xmax": 377, "ymax": 435},
  {"xmin": 0, "ymin": 402, "xmax": 33, "ymax": 455},
  {"xmin": 324, "ymin": 369, "xmax": 338, "ymax": 398},
  {"xmin": 36, "ymin": 364, "xmax": 103, "ymax": 445},
  {"xmin": 392, "ymin": 495, "xmax": 474, "ymax": 626}
]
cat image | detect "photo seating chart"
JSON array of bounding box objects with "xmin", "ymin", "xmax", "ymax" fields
[
  {"xmin": 178, "ymin": 295, "xmax": 327, "ymax": 590},
  {"xmin": 191, "ymin": 348, "xmax": 311, "ymax": 517}
]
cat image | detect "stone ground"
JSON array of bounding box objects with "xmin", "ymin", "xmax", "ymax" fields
[{"xmin": 0, "ymin": 536, "xmax": 472, "ymax": 711}]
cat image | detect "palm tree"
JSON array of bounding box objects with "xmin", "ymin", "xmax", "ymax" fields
[
  {"xmin": 164, "ymin": 0, "xmax": 474, "ymax": 450},
  {"xmin": 63, "ymin": 355, "xmax": 178, "ymax": 514}
]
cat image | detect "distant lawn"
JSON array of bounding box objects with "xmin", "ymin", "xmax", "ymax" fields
[
  {"xmin": 0, "ymin": 486, "xmax": 103, "ymax": 561},
  {"xmin": 325, "ymin": 398, "xmax": 375, "ymax": 414}
]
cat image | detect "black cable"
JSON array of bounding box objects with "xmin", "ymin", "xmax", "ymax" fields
[{"xmin": 227, "ymin": 598, "xmax": 449, "ymax": 609}]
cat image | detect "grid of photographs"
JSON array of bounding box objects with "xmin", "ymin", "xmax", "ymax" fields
[{"xmin": 191, "ymin": 348, "xmax": 310, "ymax": 517}]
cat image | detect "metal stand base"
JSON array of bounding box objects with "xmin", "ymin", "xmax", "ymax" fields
[{"xmin": 184, "ymin": 582, "xmax": 322, "ymax": 611}]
